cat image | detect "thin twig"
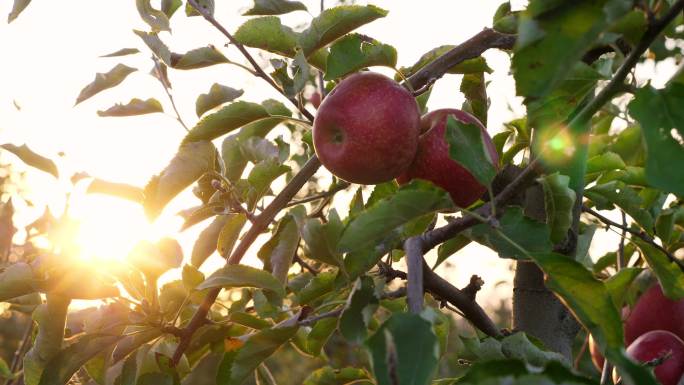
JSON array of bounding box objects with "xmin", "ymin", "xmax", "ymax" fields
[
  {"xmin": 186, "ymin": 0, "xmax": 315, "ymax": 122},
  {"xmin": 152, "ymin": 57, "xmax": 189, "ymax": 132},
  {"xmin": 294, "ymin": 255, "xmax": 319, "ymax": 276},
  {"xmin": 286, "ymin": 181, "xmax": 351, "ymax": 207},
  {"xmin": 583, "ymin": 206, "xmax": 684, "ymax": 271},
  {"xmin": 298, "ymin": 307, "xmax": 342, "ymax": 326},
  {"xmin": 618, "ymin": 211, "xmax": 627, "ymax": 270}
]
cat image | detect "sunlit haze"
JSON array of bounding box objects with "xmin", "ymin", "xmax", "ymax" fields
[{"xmin": 1, "ymin": 1, "xmax": 679, "ymax": 310}]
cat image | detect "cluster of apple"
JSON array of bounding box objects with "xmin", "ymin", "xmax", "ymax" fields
[
  {"xmin": 311, "ymin": 72, "xmax": 497, "ymax": 207},
  {"xmin": 590, "ymin": 284, "xmax": 684, "ymax": 385}
]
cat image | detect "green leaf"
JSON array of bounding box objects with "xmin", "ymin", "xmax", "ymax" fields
[
  {"xmin": 586, "ymin": 151, "xmax": 626, "ymax": 176},
  {"xmin": 513, "ymin": 1, "xmax": 629, "ymax": 99},
  {"xmin": 538, "ymin": 173, "xmax": 576, "ymax": 243},
  {"xmin": 530, "ymin": 252, "xmax": 659, "ymax": 385},
  {"xmin": 86, "ymin": 178, "xmax": 144, "ymax": 203},
  {"xmin": 445, "ymin": 116, "xmax": 497, "ymax": 186},
  {"xmin": 434, "ymin": 235, "xmax": 471, "ymax": 268},
  {"xmin": 298, "ymin": 5, "xmax": 388, "ymax": 56},
  {"xmin": 338, "ymin": 181, "xmax": 452, "ymax": 253},
  {"xmin": 219, "ymin": 325, "xmax": 298, "ymax": 385},
  {"xmin": 185, "ymin": 0, "xmax": 214, "ymax": 17},
  {"xmin": 270, "ymin": 50, "xmax": 310, "ymax": 97},
  {"xmin": 340, "ymin": 276, "xmax": 378, "ymax": 343},
  {"xmin": 0, "ymin": 144, "xmax": 58, "ymax": 178},
  {"xmin": 585, "ymin": 181, "xmax": 655, "ymax": 232},
  {"xmin": 605, "ymin": 267, "xmax": 643, "ymax": 308},
  {"xmin": 305, "ymin": 317, "xmax": 338, "ymax": 357},
  {"xmin": 143, "ymin": 140, "xmax": 216, "ymax": 220},
  {"xmin": 222, "ymin": 135, "xmax": 248, "ymax": 182},
  {"xmin": 133, "ymin": 30, "xmax": 171, "ymax": 65},
  {"xmin": 0, "ymin": 263, "xmax": 36, "ymax": 302},
  {"xmin": 257, "ymin": 215, "xmax": 299, "ymax": 284},
  {"xmin": 303, "ymin": 366, "xmax": 371, "ymax": 385},
  {"xmin": 243, "ymin": 0, "xmax": 307, "ymax": 15},
  {"xmin": 8, "ymin": 0, "xmax": 31, "ymax": 23},
  {"xmin": 161, "ymin": 0, "xmax": 182, "ymax": 18},
  {"xmin": 247, "ymin": 159, "xmax": 291, "ymax": 206},
  {"xmin": 217, "ymin": 214, "xmax": 248, "ymax": 259},
  {"xmin": 99, "ymin": 48, "xmax": 140, "ymax": 57},
  {"xmin": 23, "ymin": 295, "xmax": 70, "ymax": 385},
  {"xmin": 137, "ymin": 373, "xmax": 174, "ymax": 385},
  {"xmin": 297, "ymin": 270, "xmax": 337, "ymax": 305},
  {"xmin": 182, "ymin": 264, "xmax": 205, "ymax": 290},
  {"xmin": 460, "ymin": 72, "xmax": 488, "ymax": 126},
  {"xmin": 365, "ymin": 313, "xmax": 439, "ymax": 385},
  {"xmin": 183, "ymin": 101, "xmax": 271, "ymax": 143},
  {"xmin": 296, "ymin": 210, "xmax": 344, "ymax": 267},
  {"xmin": 37, "ymin": 335, "xmax": 121, "ymax": 385},
  {"xmin": 74, "ymin": 64, "xmax": 136, "ymax": 105},
  {"xmin": 628, "ymin": 84, "xmax": 684, "ymax": 197},
  {"xmin": 171, "ymin": 46, "xmax": 229, "ymax": 70},
  {"xmin": 96, "ymin": 97, "xmax": 163, "ymax": 117},
  {"xmin": 197, "ymin": 264, "xmax": 285, "ymax": 298},
  {"xmin": 633, "ymin": 239, "xmax": 684, "ymax": 299},
  {"xmin": 191, "ymin": 215, "xmax": 228, "ymax": 267},
  {"xmin": 111, "ymin": 328, "xmax": 162, "ymax": 363},
  {"xmin": 468, "ymin": 207, "xmax": 552, "ymax": 259},
  {"xmin": 499, "ymin": 333, "xmax": 565, "ymax": 367},
  {"xmin": 0, "ymin": 357, "xmax": 12, "ymax": 380},
  {"xmin": 136, "ymin": 0, "xmax": 171, "ymax": 32},
  {"xmin": 324, "ymin": 33, "xmax": 397, "ymax": 80},
  {"xmin": 398, "ymin": 46, "xmax": 491, "ymax": 81},
  {"xmin": 196, "ymin": 84, "xmax": 244, "ymax": 117},
  {"xmin": 229, "ymin": 312, "xmax": 272, "ymax": 330}
]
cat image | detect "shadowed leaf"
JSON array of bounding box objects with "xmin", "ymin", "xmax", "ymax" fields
[
  {"xmin": 8, "ymin": 0, "xmax": 31, "ymax": 23},
  {"xmin": 324, "ymin": 33, "xmax": 397, "ymax": 80},
  {"xmin": 75, "ymin": 64, "xmax": 137, "ymax": 105},
  {"xmin": 196, "ymin": 84, "xmax": 244, "ymax": 117},
  {"xmin": 171, "ymin": 46, "xmax": 229, "ymax": 70},
  {"xmin": 100, "ymin": 48, "xmax": 140, "ymax": 57},
  {"xmin": 136, "ymin": 0, "xmax": 170, "ymax": 32},
  {"xmin": 134, "ymin": 30, "xmax": 172, "ymax": 65},
  {"xmin": 197, "ymin": 264, "xmax": 285, "ymax": 298}
]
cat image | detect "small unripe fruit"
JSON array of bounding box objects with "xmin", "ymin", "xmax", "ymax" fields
[
  {"xmin": 313, "ymin": 72, "xmax": 421, "ymax": 185},
  {"xmin": 397, "ymin": 109, "xmax": 498, "ymax": 207},
  {"xmin": 309, "ymin": 91, "xmax": 322, "ymax": 109},
  {"xmin": 615, "ymin": 330, "xmax": 684, "ymax": 385}
]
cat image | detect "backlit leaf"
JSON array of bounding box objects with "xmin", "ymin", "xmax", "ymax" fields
[
  {"xmin": 134, "ymin": 30, "xmax": 172, "ymax": 65},
  {"xmin": 136, "ymin": 0, "xmax": 171, "ymax": 32},
  {"xmin": 1, "ymin": 144, "xmax": 58, "ymax": 178},
  {"xmin": 192, "ymin": 215, "xmax": 229, "ymax": 267},
  {"xmin": 97, "ymin": 98, "xmax": 163, "ymax": 117},
  {"xmin": 196, "ymin": 84, "xmax": 244, "ymax": 117},
  {"xmin": 445, "ymin": 116, "xmax": 497, "ymax": 187},
  {"xmin": 197, "ymin": 264, "xmax": 285, "ymax": 298},
  {"xmin": 324, "ymin": 33, "xmax": 397, "ymax": 80},
  {"xmin": 86, "ymin": 178, "xmax": 144, "ymax": 203},
  {"xmin": 243, "ymin": 0, "xmax": 307, "ymax": 15},
  {"xmin": 183, "ymin": 101, "xmax": 271, "ymax": 143},
  {"xmin": 340, "ymin": 276, "xmax": 378, "ymax": 343},
  {"xmin": 75, "ymin": 64, "xmax": 136, "ymax": 105},
  {"xmin": 538, "ymin": 173, "xmax": 576, "ymax": 243},
  {"xmin": 99, "ymin": 48, "xmax": 140, "ymax": 57},
  {"xmin": 171, "ymin": 46, "xmax": 229, "ymax": 70},
  {"xmin": 8, "ymin": 0, "xmax": 31, "ymax": 23}
]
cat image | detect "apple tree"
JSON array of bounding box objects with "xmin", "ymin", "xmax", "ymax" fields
[{"xmin": 2, "ymin": 0, "xmax": 684, "ymax": 385}]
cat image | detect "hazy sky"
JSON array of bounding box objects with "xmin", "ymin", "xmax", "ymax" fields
[{"xmin": 1, "ymin": 1, "xmax": 677, "ymax": 309}]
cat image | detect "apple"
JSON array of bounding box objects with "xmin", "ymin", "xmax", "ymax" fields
[
  {"xmin": 309, "ymin": 91, "xmax": 322, "ymax": 109},
  {"xmin": 625, "ymin": 284, "xmax": 684, "ymax": 345},
  {"xmin": 312, "ymin": 71, "xmax": 421, "ymax": 184},
  {"xmin": 614, "ymin": 330, "xmax": 684, "ymax": 385},
  {"xmin": 396, "ymin": 109, "xmax": 498, "ymax": 208}
]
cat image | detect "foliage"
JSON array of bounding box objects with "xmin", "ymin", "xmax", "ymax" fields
[{"xmin": 2, "ymin": 1, "xmax": 684, "ymax": 385}]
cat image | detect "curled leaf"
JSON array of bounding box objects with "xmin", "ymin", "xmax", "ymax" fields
[{"xmin": 97, "ymin": 98, "xmax": 163, "ymax": 117}]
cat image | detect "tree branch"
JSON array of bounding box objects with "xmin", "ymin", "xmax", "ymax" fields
[
  {"xmin": 406, "ymin": 28, "xmax": 516, "ymax": 94},
  {"xmin": 583, "ymin": 206, "xmax": 684, "ymax": 271}
]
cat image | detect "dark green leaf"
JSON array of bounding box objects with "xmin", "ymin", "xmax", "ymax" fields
[
  {"xmin": 196, "ymin": 84, "xmax": 244, "ymax": 117},
  {"xmin": 338, "ymin": 181, "xmax": 452, "ymax": 253},
  {"xmin": 0, "ymin": 144, "xmax": 58, "ymax": 178},
  {"xmin": 297, "ymin": 270, "xmax": 336, "ymax": 305},
  {"xmin": 305, "ymin": 317, "xmax": 338, "ymax": 357},
  {"xmin": 296, "ymin": 210, "xmax": 343, "ymax": 267},
  {"xmin": 633, "ymin": 239, "xmax": 684, "ymax": 299},
  {"xmin": 183, "ymin": 101, "xmax": 271, "ymax": 143},
  {"xmin": 460, "ymin": 72, "xmax": 488, "ymax": 126},
  {"xmin": 136, "ymin": 0, "xmax": 171, "ymax": 31},
  {"xmin": 538, "ymin": 173, "xmax": 576, "ymax": 243},
  {"xmin": 8, "ymin": 0, "xmax": 31, "ymax": 23},
  {"xmin": 161, "ymin": 0, "xmax": 182, "ymax": 18},
  {"xmin": 99, "ymin": 48, "xmax": 140, "ymax": 57},
  {"xmin": 247, "ymin": 159, "xmax": 291, "ymax": 206},
  {"xmin": 340, "ymin": 276, "xmax": 378, "ymax": 343},
  {"xmin": 628, "ymin": 84, "xmax": 684, "ymax": 197},
  {"xmin": 0, "ymin": 357, "xmax": 12, "ymax": 380},
  {"xmin": 445, "ymin": 116, "xmax": 497, "ymax": 186},
  {"xmin": 222, "ymin": 135, "xmax": 248, "ymax": 182},
  {"xmin": 468, "ymin": 207, "xmax": 552, "ymax": 259},
  {"xmin": 585, "ymin": 181, "xmax": 654, "ymax": 232},
  {"xmin": 37, "ymin": 335, "xmax": 121, "ymax": 385},
  {"xmin": 97, "ymin": 97, "xmax": 163, "ymax": 117},
  {"xmin": 197, "ymin": 264, "xmax": 285, "ymax": 298},
  {"xmin": 365, "ymin": 313, "xmax": 439, "ymax": 385},
  {"xmin": 217, "ymin": 214, "xmax": 248, "ymax": 259},
  {"xmin": 229, "ymin": 312, "xmax": 272, "ymax": 330},
  {"xmin": 586, "ymin": 151, "xmax": 626, "ymax": 175},
  {"xmin": 171, "ymin": 46, "xmax": 229, "ymax": 70},
  {"xmin": 257, "ymin": 215, "xmax": 299, "ymax": 283},
  {"xmin": 243, "ymin": 0, "xmax": 307, "ymax": 15},
  {"xmin": 74, "ymin": 64, "xmax": 136, "ymax": 105},
  {"xmin": 191, "ymin": 215, "xmax": 228, "ymax": 267},
  {"xmin": 298, "ymin": 5, "xmax": 388, "ymax": 56},
  {"xmin": 143, "ymin": 140, "xmax": 216, "ymax": 220},
  {"xmin": 86, "ymin": 178, "xmax": 144, "ymax": 203},
  {"xmin": 605, "ymin": 267, "xmax": 643, "ymax": 308},
  {"xmin": 324, "ymin": 34, "xmax": 397, "ymax": 80},
  {"xmin": 434, "ymin": 235, "xmax": 471, "ymax": 268}
]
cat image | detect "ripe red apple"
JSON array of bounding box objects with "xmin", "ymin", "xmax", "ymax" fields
[
  {"xmin": 312, "ymin": 72, "xmax": 421, "ymax": 184},
  {"xmin": 396, "ymin": 109, "xmax": 498, "ymax": 207},
  {"xmin": 309, "ymin": 91, "xmax": 322, "ymax": 109},
  {"xmin": 625, "ymin": 284, "xmax": 684, "ymax": 345},
  {"xmin": 614, "ymin": 330, "xmax": 684, "ymax": 385}
]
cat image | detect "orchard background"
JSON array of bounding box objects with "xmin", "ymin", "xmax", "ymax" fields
[{"xmin": 0, "ymin": 1, "xmax": 683, "ymax": 385}]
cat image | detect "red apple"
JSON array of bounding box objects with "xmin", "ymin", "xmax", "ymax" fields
[
  {"xmin": 312, "ymin": 72, "xmax": 421, "ymax": 184},
  {"xmin": 625, "ymin": 284, "xmax": 684, "ymax": 345},
  {"xmin": 615, "ymin": 330, "xmax": 684, "ymax": 385},
  {"xmin": 396, "ymin": 109, "xmax": 498, "ymax": 208},
  {"xmin": 309, "ymin": 91, "xmax": 322, "ymax": 109}
]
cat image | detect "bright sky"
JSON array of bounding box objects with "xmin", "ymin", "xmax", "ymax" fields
[{"xmin": 0, "ymin": 1, "xmax": 678, "ymax": 310}]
